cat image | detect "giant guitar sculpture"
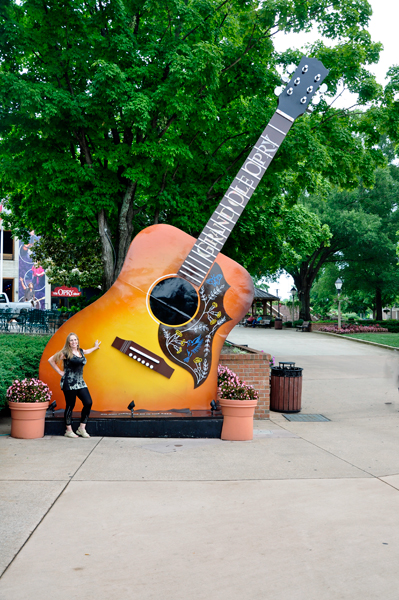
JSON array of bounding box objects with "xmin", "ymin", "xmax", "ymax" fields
[{"xmin": 39, "ymin": 57, "xmax": 328, "ymax": 412}]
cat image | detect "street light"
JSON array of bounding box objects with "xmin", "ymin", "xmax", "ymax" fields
[
  {"xmin": 290, "ymin": 286, "xmax": 296, "ymax": 323},
  {"xmin": 335, "ymin": 278, "xmax": 343, "ymax": 330}
]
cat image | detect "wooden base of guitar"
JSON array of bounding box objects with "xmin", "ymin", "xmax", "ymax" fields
[{"xmin": 39, "ymin": 224, "xmax": 254, "ymax": 412}]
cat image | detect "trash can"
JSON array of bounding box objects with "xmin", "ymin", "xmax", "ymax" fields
[
  {"xmin": 270, "ymin": 362, "xmax": 303, "ymax": 413},
  {"xmin": 274, "ymin": 317, "xmax": 283, "ymax": 330}
]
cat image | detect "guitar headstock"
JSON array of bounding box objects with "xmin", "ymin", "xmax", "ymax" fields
[{"xmin": 277, "ymin": 57, "xmax": 329, "ymax": 120}]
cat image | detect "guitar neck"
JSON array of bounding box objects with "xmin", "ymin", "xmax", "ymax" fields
[{"xmin": 177, "ymin": 109, "xmax": 294, "ymax": 286}]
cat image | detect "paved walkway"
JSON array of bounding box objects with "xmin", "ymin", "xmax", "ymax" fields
[{"xmin": 1, "ymin": 329, "xmax": 399, "ymax": 599}]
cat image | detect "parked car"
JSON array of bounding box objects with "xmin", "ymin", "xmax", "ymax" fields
[{"xmin": 0, "ymin": 292, "xmax": 32, "ymax": 312}]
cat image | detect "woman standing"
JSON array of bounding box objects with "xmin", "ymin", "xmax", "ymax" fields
[{"xmin": 48, "ymin": 332, "xmax": 101, "ymax": 438}]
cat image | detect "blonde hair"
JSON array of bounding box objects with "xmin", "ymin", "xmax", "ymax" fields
[{"xmin": 54, "ymin": 332, "xmax": 81, "ymax": 363}]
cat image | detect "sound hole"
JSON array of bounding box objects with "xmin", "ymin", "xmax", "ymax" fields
[{"xmin": 149, "ymin": 277, "xmax": 199, "ymax": 326}]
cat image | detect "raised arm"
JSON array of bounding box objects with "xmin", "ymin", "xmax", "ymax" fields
[{"xmin": 83, "ymin": 340, "xmax": 101, "ymax": 355}]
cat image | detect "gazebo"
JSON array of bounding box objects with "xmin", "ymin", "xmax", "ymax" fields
[{"xmin": 250, "ymin": 288, "xmax": 280, "ymax": 317}]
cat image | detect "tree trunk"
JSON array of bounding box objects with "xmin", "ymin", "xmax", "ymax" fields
[
  {"xmin": 292, "ymin": 265, "xmax": 313, "ymax": 321},
  {"xmin": 98, "ymin": 209, "xmax": 115, "ymax": 291},
  {"xmin": 375, "ymin": 286, "xmax": 382, "ymax": 321},
  {"xmin": 299, "ymin": 286, "xmax": 311, "ymax": 321},
  {"xmin": 288, "ymin": 245, "xmax": 338, "ymax": 322},
  {"xmin": 115, "ymin": 181, "xmax": 137, "ymax": 279}
]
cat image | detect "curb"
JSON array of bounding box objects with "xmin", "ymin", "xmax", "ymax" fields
[{"xmin": 312, "ymin": 330, "xmax": 399, "ymax": 352}]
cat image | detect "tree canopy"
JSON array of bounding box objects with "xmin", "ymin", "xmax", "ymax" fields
[
  {"xmin": 291, "ymin": 165, "xmax": 399, "ymax": 320},
  {"xmin": 0, "ymin": 0, "xmax": 385, "ymax": 289}
]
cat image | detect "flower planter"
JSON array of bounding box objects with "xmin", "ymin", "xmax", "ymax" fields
[
  {"xmin": 8, "ymin": 401, "xmax": 49, "ymax": 439},
  {"xmin": 219, "ymin": 352, "xmax": 270, "ymax": 420},
  {"xmin": 219, "ymin": 398, "xmax": 258, "ymax": 441}
]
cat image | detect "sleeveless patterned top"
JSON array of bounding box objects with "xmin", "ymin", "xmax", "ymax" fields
[{"xmin": 60, "ymin": 350, "xmax": 87, "ymax": 391}]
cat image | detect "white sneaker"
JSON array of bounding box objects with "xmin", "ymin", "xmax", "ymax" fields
[
  {"xmin": 76, "ymin": 427, "xmax": 90, "ymax": 438},
  {"xmin": 64, "ymin": 430, "xmax": 78, "ymax": 438}
]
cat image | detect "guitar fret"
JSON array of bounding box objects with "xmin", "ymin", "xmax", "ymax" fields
[
  {"xmin": 191, "ymin": 250, "xmax": 214, "ymax": 264},
  {"xmin": 179, "ymin": 269, "xmax": 202, "ymax": 285},
  {"xmin": 254, "ymin": 146, "xmax": 275, "ymax": 160},
  {"xmin": 276, "ymin": 109, "xmax": 294, "ymax": 122},
  {"xmin": 228, "ymin": 186, "xmax": 251, "ymax": 201},
  {"xmin": 268, "ymin": 123, "xmax": 285, "ymax": 136},
  {"xmin": 247, "ymin": 156, "xmax": 267, "ymax": 171},
  {"xmin": 214, "ymin": 211, "xmax": 235, "ymax": 224},
  {"xmin": 218, "ymin": 203, "xmax": 241, "ymax": 217},
  {"xmin": 241, "ymin": 163, "xmax": 262, "ymax": 180},
  {"xmin": 197, "ymin": 236, "xmax": 223, "ymax": 252},
  {"xmin": 236, "ymin": 176, "xmax": 256, "ymax": 191},
  {"xmin": 259, "ymin": 133, "xmax": 279, "ymax": 147},
  {"xmin": 187, "ymin": 254, "xmax": 210, "ymax": 270},
  {"xmin": 183, "ymin": 263, "xmax": 206, "ymax": 277},
  {"xmin": 185, "ymin": 260, "xmax": 208, "ymax": 274},
  {"xmin": 209, "ymin": 218, "xmax": 228, "ymax": 232},
  {"xmin": 205, "ymin": 224, "xmax": 227, "ymax": 239}
]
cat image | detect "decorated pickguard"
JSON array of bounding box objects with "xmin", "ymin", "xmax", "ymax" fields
[{"xmin": 158, "ymin": 263, "xmax": 231, "ymax": 389}]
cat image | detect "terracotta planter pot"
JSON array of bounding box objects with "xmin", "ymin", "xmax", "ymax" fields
[
  {"xmin": 8, "ymin": 401, "xmax": 49, "ymax": 439},
  {"xmin": 219, "ymin": 398, "xmax": 258, "ymax": 441}
]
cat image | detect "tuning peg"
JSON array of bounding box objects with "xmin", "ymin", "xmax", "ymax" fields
[
  {"xmin": 319, "ymin": 83, "xmax": 328, "ymax": 94},
  {"xmin": 306, "ymin": 105, "xmax": 314, "ymax": 113},
  {"xmin": 287, "ymin": 63, "xmax": 296, "ymax": 74},
  {"xmin": 274, "ymin": 85, "xmax": 285, "ymax": 97},
  {"xmin": 281, "ymin": 75, "xmax": 290, "ymax": 83}
]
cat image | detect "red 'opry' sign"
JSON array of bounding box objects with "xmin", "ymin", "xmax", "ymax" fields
[{"xmin": 51, "ymin": 286, "xmax": 81, "ymax": 297}]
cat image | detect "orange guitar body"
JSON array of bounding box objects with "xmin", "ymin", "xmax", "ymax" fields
[{"xmin": 39, "ymin": 224, "xmax": 254, "ymax": 412}]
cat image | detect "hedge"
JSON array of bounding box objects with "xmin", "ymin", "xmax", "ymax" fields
[
  {"xmin": 357, "ymin": 320, "xmax": 399, "ymax": 333},
  {"xmin": 0, "ymin": 335, "xmax": 51, "ymax": 409}
]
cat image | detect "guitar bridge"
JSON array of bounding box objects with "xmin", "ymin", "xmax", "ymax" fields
[{"xmin": 112, "ymin": 337, "xmax": 175, "ymax": 379}]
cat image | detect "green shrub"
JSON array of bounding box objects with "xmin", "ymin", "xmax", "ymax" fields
[
  {"xmin": 285, "ymin": 321, "xmax": 293, "ymax": 328},
  {"xmin": 293, "ymin": 319, "xmax": 304, "ymax": 326},
  {"xmin": 0, "ymin": 335, "xmax": 51, "ymax": 409},
  {"xmin": 357, "ymin": 319, "xmax": 399, "ymax": 333},
  {"xmin": 315, "ymin": 319, "xmax": 338, "ymax": 324}
]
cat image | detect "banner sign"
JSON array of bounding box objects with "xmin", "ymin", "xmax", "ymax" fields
[
  {"xmin": 51, "ymin": 286, "xmax": 81, "ymax": 297},
  {"xmin": 19, "ymin": 233, "xmax": 46, "ymax": 309}
]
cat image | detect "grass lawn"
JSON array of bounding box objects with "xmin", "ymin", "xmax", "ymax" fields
[{"xmin": 344, "ymin": 333, "xmax": 399, "ymax": 348}]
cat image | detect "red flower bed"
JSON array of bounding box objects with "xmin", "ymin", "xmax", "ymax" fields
[{"xmin": 319, "ymin": 324, "xmax": 389, "ymax": 334}]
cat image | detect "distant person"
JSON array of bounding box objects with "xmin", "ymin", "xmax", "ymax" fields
[
  {"xmin": 246, "ymin": 315, "xmax": 256, "ymax": 327},
  {"xmin": 31, "ymin": 297, "xmax": 41, "ymax": 310}
]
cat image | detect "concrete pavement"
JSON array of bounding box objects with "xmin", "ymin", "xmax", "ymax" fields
[{"xmin": 1, "ymin": 328, "xmax": 399, "ymax": 599}]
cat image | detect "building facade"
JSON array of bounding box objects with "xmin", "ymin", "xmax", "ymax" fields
[{"xmin": 1, "ymin": 230, "xmax": 51, "ymax": 308}]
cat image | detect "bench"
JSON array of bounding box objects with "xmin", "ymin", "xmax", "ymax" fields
[
  {"xmin": 258, "ymin": 319, "xmax": 271, "ymax": 328},
  {"xmin": 296, "ymin": 321, "xmax": 310, "ymax": 332}
]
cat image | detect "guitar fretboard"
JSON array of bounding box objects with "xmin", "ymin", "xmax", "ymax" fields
[{"xmin": 177, "ymin": 110, "xmax": 293, "ymax": 286}]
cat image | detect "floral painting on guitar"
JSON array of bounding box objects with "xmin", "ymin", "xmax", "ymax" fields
[{"xmin": 159, "ymin": 263, "xmax": 231, "ymax": 388}]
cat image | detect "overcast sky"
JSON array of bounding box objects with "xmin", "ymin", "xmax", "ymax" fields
[{"xmin": 270, "ymin": 0, "xmax": 397, "ymax": 299}]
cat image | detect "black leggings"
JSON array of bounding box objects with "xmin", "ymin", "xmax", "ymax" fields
[{"xmin": 63, "ymin": 387, "xmax": 93, "ymax": 426}]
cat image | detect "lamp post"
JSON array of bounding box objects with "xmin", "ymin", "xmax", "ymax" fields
[
  {"xmin": 335, "ymin": 278, "xmax": 343, "ymax": 330},
  {"xmin": 290, "ymin": 286, "xmax": 296, "ymax": 322}
]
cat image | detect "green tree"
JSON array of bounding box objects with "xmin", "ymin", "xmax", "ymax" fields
[
  {"xmin": 30, "ymin": 235, "xmax": 103, "ymax": 288},
  {"xmin": 339, "ymin": 166, "xmax": 399, "ymax": 319},
  {"xmin": 0, "ymin": 0, "xmax": 383, "ymax": 289},
  {"xmin": 290, "ymin": 166, "xmax": 399, "ymax": 320}
]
